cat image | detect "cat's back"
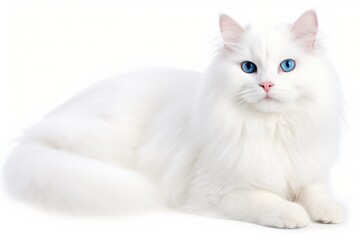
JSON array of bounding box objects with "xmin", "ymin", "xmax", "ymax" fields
[{"xmin": 47, "ymin": 67, "xmax": 203, "ymax": 118}]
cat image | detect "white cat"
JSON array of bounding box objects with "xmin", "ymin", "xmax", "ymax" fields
[{"xmin": 2, "ymin": 10, "xmax": 346, "ymax": 228}]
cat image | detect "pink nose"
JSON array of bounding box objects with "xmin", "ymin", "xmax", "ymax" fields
[{"xmin": 259, "ymin": 82, "xmax": 274, "ymax": 93}]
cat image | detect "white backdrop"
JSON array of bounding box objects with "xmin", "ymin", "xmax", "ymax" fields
[{"xmin": 0, "ymin": 0, "xmax": 359, "ymax": 239}]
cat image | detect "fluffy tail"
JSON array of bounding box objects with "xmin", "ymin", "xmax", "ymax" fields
[{"xmin": 2, "ymin": 141, "xmax": 164, "ymax": 214}]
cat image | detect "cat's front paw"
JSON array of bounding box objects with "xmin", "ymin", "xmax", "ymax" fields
[
  {"xmin": 304, "ymin": 198, "xmax": 346, "ymax": 224},
  {"xmin": 258, "ymin": 202, "xmax": 310, "ymax": 229}
]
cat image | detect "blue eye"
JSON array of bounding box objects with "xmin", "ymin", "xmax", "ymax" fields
[
  {"xmin": 280, "ymin": 59, "xmax": 296, "ymax": 72},
  {"xmin": 241, "ymin": 61, "xmax": 257, "ymax": 74}
]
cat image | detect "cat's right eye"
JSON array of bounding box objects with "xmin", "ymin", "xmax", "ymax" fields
[{"xmin": 241, "ymin": 61, "xmax": 257, "ymax": 74}]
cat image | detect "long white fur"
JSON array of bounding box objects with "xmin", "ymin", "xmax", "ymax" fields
[{"xmin": 2, "ymin": 11, "xmax": 345, "ymax": 227}]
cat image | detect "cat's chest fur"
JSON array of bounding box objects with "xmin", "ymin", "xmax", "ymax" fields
[
  {"xmin": 198, "ymin": 111, "xmax": 319, "ymax": 200},
  {"xmin": 239, "ymin": 118, "xmax": 301, "ymax": 196}
]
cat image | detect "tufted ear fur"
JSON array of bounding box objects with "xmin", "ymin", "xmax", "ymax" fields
[
  {"xmin": 291, "ymin": 10, "xmax": 318, "ymax": 51},
  {"xmin": 219, "ymin": 14, "xmax": 245, "ymax": 50}
]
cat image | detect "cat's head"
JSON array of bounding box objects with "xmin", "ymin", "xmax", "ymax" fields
[{"xmin": 209, "ymin": 10, "xmax": 335, "ymax": 114}]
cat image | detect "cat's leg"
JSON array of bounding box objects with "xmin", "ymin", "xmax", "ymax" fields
[
  {"xmin": 218, "ymin": 189, "xmax": 310, "ymax": 228},
  {"xmin": 296, "ymin": 183, "xmax": 346, "ymax": 224}
]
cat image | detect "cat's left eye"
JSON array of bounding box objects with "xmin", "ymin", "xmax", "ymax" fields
[{"xmin": 280, "ymin": 59, "xmax": 296, "ymax": 72}]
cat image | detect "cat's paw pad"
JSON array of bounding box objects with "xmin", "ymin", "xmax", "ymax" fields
[
  {"xmin": 259, "ymin": 203, "xmax": 310, "ymax": 229},
  {"xmin": 305, "ymin": 199, "xmax": 345, "ymax": 224}
]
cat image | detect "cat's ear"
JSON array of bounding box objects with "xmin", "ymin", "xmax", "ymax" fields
[
  {"xmin": 291, "ymin": 10, "xmax": 318, "ymax": 51},
  {"xmin": 219, "ymin": 14, "xmax": 245, "ymax": 50}
]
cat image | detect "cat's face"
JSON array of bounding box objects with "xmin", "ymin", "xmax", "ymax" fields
[{"xmin": 214, "ymin": 11, "xmax": 322, "ymax": 113}]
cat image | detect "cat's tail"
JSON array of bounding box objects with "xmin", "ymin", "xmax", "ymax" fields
[{"xmin": 2, "ymin": 141, "xmax": 165, "ymax": 214}]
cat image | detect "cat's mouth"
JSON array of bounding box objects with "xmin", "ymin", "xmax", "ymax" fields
[
  {"xmin": 262, "ymin": 94, "xmax": 277, "ymax": 101},
  {"xmin": 253, "ymin": 95, "xmax": 285, "ymax": 113},
  {"xmin": 264, "ymin": 95, "xmax": 272, "ymax": 100},
  {"xmin": 258, "ymin": 94, "xmax": 282, "ymax": 104}
]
